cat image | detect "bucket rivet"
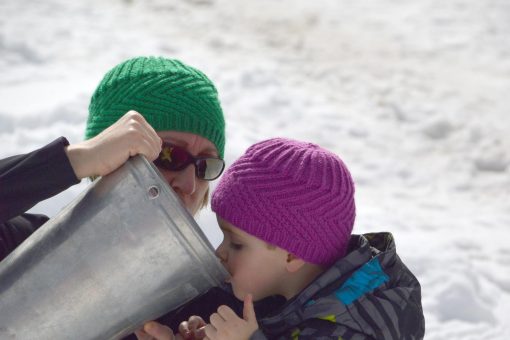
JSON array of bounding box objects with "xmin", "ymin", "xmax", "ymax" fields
[{"xmin": 148, "ymin": 186, "xmax": 160, "ymax": 199}]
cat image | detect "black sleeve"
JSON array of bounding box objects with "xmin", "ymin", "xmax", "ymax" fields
[
  {"xmin": 122, "ymin": 286, "xmax": 285, "ymax": 339},
  {"xmin": 122, "ymin": 287, "xmax": 241, "ymax": 340},
  {"xmin": 0, "ymin": 213, "xmax": 50, "ymax": 260},
  {"xmin": 0, "ymin": 137, "xmax": 80, "ymax": 260}
]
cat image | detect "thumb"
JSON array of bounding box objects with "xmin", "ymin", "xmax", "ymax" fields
[{"xmin": 243, "ymin": 293, "xmax": 256, "ymax": 323}]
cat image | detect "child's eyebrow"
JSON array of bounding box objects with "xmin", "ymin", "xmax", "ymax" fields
[
  {"xmin": 219, "ymin": 225, "xmax": 231, "ymax": 232},
  {"xmin": 219, "ymin": 225, "xmax": 243, "ymax": 237}
]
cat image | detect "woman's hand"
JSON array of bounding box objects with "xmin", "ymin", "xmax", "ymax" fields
[
  {"xmin": 134, "ymin": 317, "xmax": 208, "ymax": 340},
  {"xmin": 135, "ymin": 321, "xmax": 182, "ymax": 340},
  {"xmin": 178, "ymin": 315, "xmax": 207, "ymax": 339},
  {"xmin": 66, "ymin": 110, "xmax": 162, "ymax": 179}
]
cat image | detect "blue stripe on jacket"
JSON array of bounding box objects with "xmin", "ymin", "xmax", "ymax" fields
[{"xmin": 334, "ymin": 258, "xmax": 390, "ymax": 305}]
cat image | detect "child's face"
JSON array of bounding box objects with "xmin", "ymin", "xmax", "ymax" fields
[{"xmin": 215, "ymin": 216, "xmax": 288, "ymax": 301}]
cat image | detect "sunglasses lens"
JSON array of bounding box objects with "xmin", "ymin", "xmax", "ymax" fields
[
  {"xmin": 196, "ymin": 158, "xmax": 225, "ymax": 180},
  {"xmin": 155, "ymin": 143, "xmax": 225, "ymax": 181},
  {"xmin": 155, "ymin": 145, "xmax": 192, "ymax": 170}
]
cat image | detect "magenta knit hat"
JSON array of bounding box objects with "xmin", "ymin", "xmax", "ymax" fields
[{"xmin": 211, "ymin": 138, "xmax": 356, "ymax": 266}]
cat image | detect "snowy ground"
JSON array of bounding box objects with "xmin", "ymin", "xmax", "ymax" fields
[{"xmin": 1, "ymin": 0, "xmax": 509, "ymax": 338}]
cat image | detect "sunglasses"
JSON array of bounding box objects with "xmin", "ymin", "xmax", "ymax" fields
[{"xmin": 154, "ymin": 143, "xmax": 225, "ymax": 181}]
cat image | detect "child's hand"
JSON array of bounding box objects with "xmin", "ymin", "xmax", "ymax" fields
[
  {"xmin": 204, "ymin": 294, "xmax": 258, "ymax": 340},
  {"xmin": 178, "ymin": 315, "xmax": 207, "ymax": 339}
]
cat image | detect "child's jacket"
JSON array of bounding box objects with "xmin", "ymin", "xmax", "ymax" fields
[
  {"xmin": 129, "ymin": 232, "xmax": 424, "ymax": 340},
  {"xmin": 251, "ymin": 232, "xmax": 425, "ymax": 339}
]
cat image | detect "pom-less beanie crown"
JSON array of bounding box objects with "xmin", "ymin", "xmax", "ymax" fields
[
  {"xmin": 211, "ymin": 138, "xmax": 356, "ymax": 266},
  {"xmin": 86, "ymin": 56, "xmax": 225, "ymax": 158}
]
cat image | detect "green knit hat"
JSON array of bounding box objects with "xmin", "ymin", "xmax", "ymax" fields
[{"xmin": 86, "ymin": 56, "xmax": 225, "ymax": 158}]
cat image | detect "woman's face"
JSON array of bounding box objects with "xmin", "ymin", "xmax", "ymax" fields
[{"xmin": 156, "ymin": 131, "xmax": 218, "ymax": 216}]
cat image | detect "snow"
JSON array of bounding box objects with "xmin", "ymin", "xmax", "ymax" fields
[{"xmin": 1, "ymin": 0, "xmax": 509, "ymax": 338}]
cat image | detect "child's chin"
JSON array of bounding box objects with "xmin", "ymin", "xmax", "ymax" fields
[{"xmin": 231, "ymin": 287, "xmax": 244, "ymax": 301}]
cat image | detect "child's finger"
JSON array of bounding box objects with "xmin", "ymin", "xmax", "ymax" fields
[
  {"xmin": 243, "ymin": 293, "xmax": 256, "ymax": 322},
  {"xmin": 195, "ymin": 326, "xmax": 206, "ymax": 339},
  {"xmin": 204, "ymin": 324, "xmax": 217, "ymax": 339},
  {"xmin": 209, "ymin": 312, "xmax": 226, "ymax": 329},
  {"xmin": 216, "ymin": 304, "xmax": 239, "ymax": 321}
]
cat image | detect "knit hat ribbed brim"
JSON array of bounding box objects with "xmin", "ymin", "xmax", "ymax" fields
[
  {"xmin": 86, "ymin": 56, "xmax": 225, "ymax": 158},
  {"xmin": 211, "ymin": 138, "xmax": 356, "ymax": 266}
]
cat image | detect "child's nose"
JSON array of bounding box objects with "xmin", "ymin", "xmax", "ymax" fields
[{"xmin": 215, "ymin": 244, "xmax": 227, "ymax": 262}]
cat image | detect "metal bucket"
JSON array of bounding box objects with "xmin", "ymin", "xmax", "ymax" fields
[{"xmin": 0, "ymin": 155, "xmax": 227, "ymax": 339}]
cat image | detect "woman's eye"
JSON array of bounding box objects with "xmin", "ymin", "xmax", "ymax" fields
[{"xmin": 230, "ymin": 242, "xmax": 243, "ymax": 250}]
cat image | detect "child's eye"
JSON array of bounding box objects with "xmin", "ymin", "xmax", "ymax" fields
[{"xmin": 229, "ymin": 242, "xmax": 243, "ymax": 250}]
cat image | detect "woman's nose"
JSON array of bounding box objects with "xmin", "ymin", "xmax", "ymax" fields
[{"xmin": 169, "ymin": 164, "xmax": 196, "ymax": 195}]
